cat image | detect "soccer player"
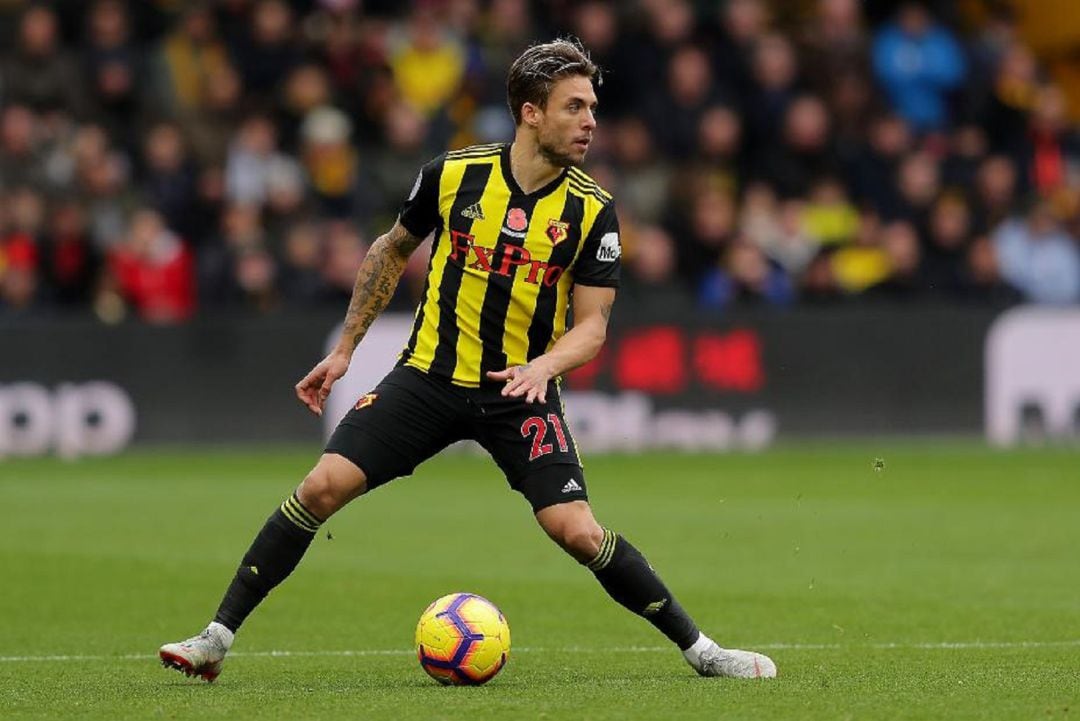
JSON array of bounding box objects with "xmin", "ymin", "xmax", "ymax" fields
[{"xmin": 160, "ymin": 39, "xmax": 777, "ymax": 682}]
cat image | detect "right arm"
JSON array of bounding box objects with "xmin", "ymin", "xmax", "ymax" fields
[{"xmin": 294, "ymin": 220, "xmax": 425, "ymax": 415}]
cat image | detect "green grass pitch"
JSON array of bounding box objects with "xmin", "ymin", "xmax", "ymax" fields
[{"xmin": 1, "ymin": 444, "xmax": 1078, "ymax": 720}]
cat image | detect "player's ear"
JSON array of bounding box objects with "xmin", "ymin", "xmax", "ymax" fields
[{"xmin": 522, "ymin": 101, "xmax": 542, "ymax": 128}]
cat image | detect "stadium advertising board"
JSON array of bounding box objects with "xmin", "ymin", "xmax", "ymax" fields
[
  {"xmin": 325, "ymin": 306, "xmax": 997, "ymax": 451},
  {"xmin": 0, "ymin": 306, "xmax": 998, "ymax": 456},
  {"xmin": 985, "ymin": 307, "xmax": 1080, "ymax": 445}
]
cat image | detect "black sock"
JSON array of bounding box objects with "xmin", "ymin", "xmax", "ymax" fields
[
  {"xmin": 586, "ymin": 528, "xmax": 700, "ymax": 650},
  {"xmin": 212, "ymin": 492, "xmax": 323, "ymax": 632}
]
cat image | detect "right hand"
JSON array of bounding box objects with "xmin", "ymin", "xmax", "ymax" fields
[{"xmin": 295, "ymin": 351, "xmax": 351, "ymax": 416}]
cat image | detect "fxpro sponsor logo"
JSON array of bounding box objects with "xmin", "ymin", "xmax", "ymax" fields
[
  {"xmin": 448, "ymin": 230, "xmax": 566, "ymax": 287},
  {"xmin": 0, "ymin": 381, "xmax": 136, "ymax": 458},
  {"xmin": 985, "ymin": 307, "xmax": 1080, "ymax": 445}
]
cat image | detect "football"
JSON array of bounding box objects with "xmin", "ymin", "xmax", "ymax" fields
[{"xmin": 415, "ymin": 592, "xmax": 511, "ymax": 686}]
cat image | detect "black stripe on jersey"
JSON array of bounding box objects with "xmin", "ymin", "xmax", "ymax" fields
[
  {"xmin": 429, "ymin": 162, "xmax": 495, "ymax": 379},
  {"xmin": 478, "ymin": 194, "xmax": 542, "ymax": 378},
  {"xmin": 525, "ymin": 192, "xmax": 585, "ymax": 361},
  {"xmin": 570, "ymin": 177, "xmax": 613, "ymax": 203},
  {"xmin": 568, "ymin": 169, "xmax": 612, "ymax": 201}
]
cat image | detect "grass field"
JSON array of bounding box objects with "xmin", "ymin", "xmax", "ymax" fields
[{"xmin": 1, "ymin": 444, "xmax": 1078, "ymax": 720}]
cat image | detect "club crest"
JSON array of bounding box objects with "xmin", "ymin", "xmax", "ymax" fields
[
  {"xmin": 354, "ymin": 393, "xmax": 378, "ymax": 410},
  {"xmin": 546, "ymin": 219, "xmax": 570, "ymax": 245}
]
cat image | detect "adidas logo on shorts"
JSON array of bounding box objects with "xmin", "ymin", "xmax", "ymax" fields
[{"xmin": 561, "ymin": 479, "xmax": 582, "ymax": 493}]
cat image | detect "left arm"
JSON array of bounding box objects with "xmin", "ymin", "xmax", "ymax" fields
[{"xmin": 485, "ymin": 284, "xmax": 616, "ymax": 404}]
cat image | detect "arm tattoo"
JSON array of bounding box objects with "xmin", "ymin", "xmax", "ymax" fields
[{"xmin": 341, "ymin": 223, "xmax": 423, "ymax": 350}]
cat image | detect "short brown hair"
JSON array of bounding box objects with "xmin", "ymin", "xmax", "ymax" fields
[{"xmin": 506, "ymin": 39, "xmax": 599, "ymax": 126}]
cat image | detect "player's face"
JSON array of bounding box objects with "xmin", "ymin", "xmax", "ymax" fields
[{"xmin": 535, "ymin": 75, "xmax": 598, "ymax": 168}]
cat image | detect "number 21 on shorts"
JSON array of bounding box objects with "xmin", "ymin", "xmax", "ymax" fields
[{"xmin": 521, "ymin": 414, "xmax": 569, "ymax": 461}]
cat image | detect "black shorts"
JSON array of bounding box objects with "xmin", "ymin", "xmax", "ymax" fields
[{"xmin": 325, "ymin": 365, "xmax": 587, "ymax": 512}]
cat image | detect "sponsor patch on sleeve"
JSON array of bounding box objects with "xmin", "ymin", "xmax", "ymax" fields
[{"xmin": 597, "ymin": 232, "xmax": 621, "ymax": 262}]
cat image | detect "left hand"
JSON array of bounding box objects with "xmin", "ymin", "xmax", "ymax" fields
[{"xmin": 486, "ymin": 359, "xmax": 555, "ymax": 403}]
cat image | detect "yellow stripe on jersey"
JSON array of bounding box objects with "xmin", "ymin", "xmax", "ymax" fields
[
  {"xmin": 409, "ymin": 159, "xmax": 472, "ymax": 373},
  {"xmin": 453, "ymin": 166, "xmax": 512, "ymax": 384}
]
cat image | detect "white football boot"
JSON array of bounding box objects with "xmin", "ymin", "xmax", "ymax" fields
[
  {"xmin": 683, "ymin": 634, "xmax": 777, "ymax": 679},
  {"xmin": 159, "ymin": 622, "xmax": 233, "ymax": 682}
]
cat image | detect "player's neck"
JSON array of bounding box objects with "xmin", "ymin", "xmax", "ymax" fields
[{"xmin": 508, "ymin": 138, "xmax": 562, "ymax": 194}]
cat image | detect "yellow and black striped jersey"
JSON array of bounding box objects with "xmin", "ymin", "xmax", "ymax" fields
[{"xmin": 396, "ymin": 142, "xmax": 621, "ymax": 387}]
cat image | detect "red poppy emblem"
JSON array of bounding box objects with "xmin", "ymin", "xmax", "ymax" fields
[{"xmin": 507, "ymin": 207, "xmax": 528, "ymax": 232}]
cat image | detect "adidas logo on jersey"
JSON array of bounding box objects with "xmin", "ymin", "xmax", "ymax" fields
[
  {"xmin": 461, "ymin": 203, "xmax": 485, "ymax": 220},
  {"xmin": 561, "ymin": 479, "xmax": 583, "ymax": 493}
]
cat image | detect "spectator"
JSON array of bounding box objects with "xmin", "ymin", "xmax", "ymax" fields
[
  {"xmin": 0, "ymin": 5, "xmax": 89, "ymax": 117},
  {"xmin": 830, "ymin": 208, "xmax": 891, "ymax": 293},
  {"xmin": 149, "ymin": 4, "xmax": 231, "ymax": 114},
  {"xmin": 693, "ymin": 105, "xmax": 744, "ymax": 190},
  {"xmin": 982, "ymin": 41, "xmax": 1039, "ymax": 157},
  {"xmin": 753, "ymin": 95, "xmax": 837, "ymax": 198},
  {"xmin": 871, "ymin": 2, "xmax": 965, "ymax": 132},
  {"xmin": 889, "ymin": 150, "xmax": 941, "ymax": 224},
  {"xmin": 669, "ymin": 183, "xmax": 737, "ymax": 285},
  {"xmin": 1021, "ymin": 85, "xmax": 1080, "ymax": 197},
  {"xmin": 645, "ymin": 44, "xmax": 721, "ymax": 159},
  {"xmin": 390, "ymin": 6, "xmax": 466, "ymax": 117},
  {"xmin": 621, "ymin": 223, "xmax": 692, "ymax": 307},
  {"xmin": 801, "ymin": 177, "xmax": 860, "ymax": 247},
  {"xmin": 800, "ymin": 248, "xmax": 844, "ymax": 303},
  {"xmin": 845, "ymin": 113, "xmax": 913, "ymax": 214},
  {"xmin": 300, "ymin": 106, "xmax": 359, "ymax": 219},
  {"xmin": 182, "ymin": 62, "xmax": 244, "ymax": 168},
  {"xmin": 741, "ymin": 183, "xmax": 817, "ymax": 276},
  {"xmin": 746, "ymin": 33, "xmax": 801, "ymax": 148},
  {"xmin": 321, "ymin": 221, "xmax": 368, "ymax": 304},
  {"xmin": 0, "ymin": 188, "xmax": 46, "ymax": 307},
  {"xmin": 278, "ymin": 221, "xmax": 328, "ymax": 306},
  {"xmin": 225, "ymin": 114, "xmax": 286, "ymax": 206},
  {"xmin": 0, "ymin": 105, "xmax": 48, "ymax": 191},
  {"xmin": 712, "ymin": 0, "xmax": 769, "ymax": 103},
  {"xmin": 610, "ymin": 117, "xmax": 673, "ymax": 225},
  {"xmin": 863, "ymin": 220, "xmax": 928, "ymax": 300},
  {"xmin": 992, "ymin": 199, "xmax": 1080, "ymax": 305},
  {"xmin": 140, "ymin": 122, "xmax": 199, "ymax": 240},
  {"xmin": 972, "ymin": 155, "xmax": 1018, "ymax": 234},
  {"xmin": 922, "ymin": 192, "xmax": 975, "ymax": 295},
  {"xmin": 699, "ymin": 238, "xmax": 794, "ymax": 309},
  {"xmin": 108, "ymin": 208, "xmax": 196, "ymax": 322},
  {"xmin": 961, "ymin": 235, "xmax": 1022, "ymax": 305},
  {"xmin": 942, "ymin": 124, "xmax": 988, "ymax": 190},
  {"xmin": 40, "ymin": 201, "xmax": 101, "ymax": 308},
  {"xmin": 279, "ymin": 63, "xmax": 334, "ymax": 153},
  {"xmin": 230, "ymin": 0, "xmax": 302, "ymax": 102},
  {"xmin": 800, "ymin": 0, "xmax": 869, "ymax": 100},
  {"xmin": 83, "ymin": 0, "xmax": 141, "ymax": 144}
]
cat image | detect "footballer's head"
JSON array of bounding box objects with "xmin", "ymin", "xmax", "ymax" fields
[{"xmin": 507, "ymin": 38, "xmax": 600, "ymax": 168}]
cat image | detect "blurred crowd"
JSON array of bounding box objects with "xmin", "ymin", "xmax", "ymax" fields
[{"xmin": 1, "ymin": 0, "xmax": 1079, "ymax": 323}]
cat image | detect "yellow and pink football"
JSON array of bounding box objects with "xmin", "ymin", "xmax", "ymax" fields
[{"xmin": 415, "ymin": 593, "xmax": 511, "ymax": 685}]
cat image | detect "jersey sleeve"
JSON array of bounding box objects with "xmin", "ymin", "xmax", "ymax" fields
[
  {"xmin": 397, "ymin": 154, "xmax": 445, "ymax": 238},
  {"xmin": 573, "ymin": 201, "xmax": 621, "ymax": 288}
]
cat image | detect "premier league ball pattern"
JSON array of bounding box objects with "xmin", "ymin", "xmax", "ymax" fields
[{"xmin": 415, "ymin": 593, "xmax": 511, "ymax": 686}]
